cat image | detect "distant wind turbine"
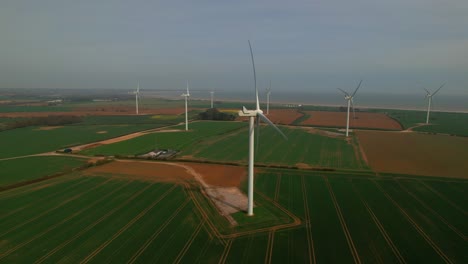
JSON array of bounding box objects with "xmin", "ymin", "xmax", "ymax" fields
[
  {"xmin": 210, "ymin": 90, "xmax": 214, "ymax": 108},
  {"xmin": 423, "ymin": 83, "xmax": 445, "ymax": 124},
  {"xmin": 266, "ymin": 81, "xmax": 271, "ymax": 115},
  {"xmin": 134, "ymin": 82, "xmax": 140, "ymax": 115},
  {"xmin": 238, "ymin": 41, "xmax": 288, "ymax": 216},
  {"xmin": 337, "ymin": 80, "xmax": 363, "ymax": 137},
  {"xmin": 181, "ymin": 81, "xmax": 190, "ymax": 131}
]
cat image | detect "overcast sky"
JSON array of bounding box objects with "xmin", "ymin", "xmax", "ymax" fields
[{"xmin": 1, "ymin": 0, "xmax": 467, "ymax": 95}]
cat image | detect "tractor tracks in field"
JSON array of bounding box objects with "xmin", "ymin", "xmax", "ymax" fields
[
  {"xmin": 33, "ymin": 180, "xmax": 147, "ymax": 264},
  {"xmin": 173, "ymin": 219, "xmax": 206, "ymax": 264},
  {"xmin": 0, "ymin": 175, "xmax": 90, "ymax": 221},
  {"xmin": 126, "ymin": 197, "xmax": 190, "ymax": 264},
  {"xmin": 418, "ymin": 180, "xmax": 467, "ymax": 216},
  {"xmin": 218, "ymin": 239, "xmax": 233, "ymax": 264},
  {"xmin": 301, "ymin": 175, "xmax": 317, "ymax": 264},
  {"xmin": 274, "ymin": 174, "xmax": 281, "ymax": 202},
  {"xmin": 0, "ymin": 177, "xmax": 112, "ymax": 238},
  {"xmin": 80, "ymin": 184, "xmax": 178, "ymax": 264},
  {"xmin": 351, "ymin": 182, "xmax": 406, "ymax": 264},
  {"xmin": 264, "ymin": 230, "xmax": 275, "ymax": 264},
  {"xmin": 324, "ymin": 177, "xmax": 361, "ymax": 264},
  {"xmin": 396, "ymin": 181, "xmax": 467, "ymax": 241},
  {"xmin": 373, "ymin": 181, "xmax": 453, "ymax": 264},
  {"xmin": 0, "ymin": 178, "xmax": 122, "ymax": 260}
]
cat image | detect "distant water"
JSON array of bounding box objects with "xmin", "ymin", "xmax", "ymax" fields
[{"xmin": 151, "ymin": 90, "xmax": 468, "ymax": 113}]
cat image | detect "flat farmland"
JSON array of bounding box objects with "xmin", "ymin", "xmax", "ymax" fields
[
  {"xmin": 237, "ymin": 109, "xmax": 304, "ymax": 125},
  {"xmin": 356, "ymin": 130, "xmax": 468, "ymax": 178},
  {"xmin": 185, "ymin": 125, "xmax": 368, "ymax": 170},
  {"xmin": 81, "ymin": 121, "xmax": 245, "ymax": 156},
  {"xmin": 1, "ymin": 162, "xmax": 466, "ymax": 263},
  {"xmin": 0, "ymin": 124, "xmax": 170, "ymax": 159},
  {"xmin": 0, "ymin": 156, "xmax": 87, "ymax": 188},
  {"xmin": 300, "ymin": 111, "xmax": 402, "ymax": 130}
]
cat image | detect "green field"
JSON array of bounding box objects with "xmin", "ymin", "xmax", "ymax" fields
[
  {"xmin": 184, "ymin": 125, "xmax": 368, "ymax": 170},
  {"xmin": 81, "ymin": 121, "xmax": 245, "ymax": 156},
  {"xmin": 383, "ymin": 110, "xmax": 468, "ymax": 136},
  {"xmin": 1, "ymin": 167, "xmax": 466, "ymax": 263},
  {"xmin": 0, "ymin": 124, "xmax": 170, "ymax": 159},
  {"xmin": 0, "ymin": 156, "xmax": 87, "ymax": 188}
]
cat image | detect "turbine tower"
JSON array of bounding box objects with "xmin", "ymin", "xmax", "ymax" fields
[
  {"xmin": 424, "ymin": 83, "xmax": 445, "ymax": 124},
  {"xmin": 266, "ymin": 81, "xmax": 271, "ymax": 115},
  {"xmin": 134, "ymin": 82, "xmax": 140, "ymax": 115},
  {"xmin": 238, "ymin": 41, "xmax": 288, "ymax": 216},
  {"xmin": 181, "ymin": 81, "xmax": 190, "ymax": 131},
  {"xmin": 337, "ymin": 80, "xmax": 362, "ymax": 137},
  {"xmin": 210, "ymin": 90, "xmax": 214, "ymax": 108}
]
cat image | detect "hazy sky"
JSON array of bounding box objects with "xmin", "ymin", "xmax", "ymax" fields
[{"xmin": 1, "ymin": 0, "xmax": 467, "ymax": 95}]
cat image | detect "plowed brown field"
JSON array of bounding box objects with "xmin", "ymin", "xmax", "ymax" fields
[
  {"xmin": 235, "ymin": 109, "xmax": 303, "ymax": 125},
  {"xmin": 357, "ymin": 130, "xmax": 468, "ymax": 178},
  {"xmin": 301, "ymin": 111, "xmax": 402, "ymax": 130},
  {"xmin": 84, "ymin": 160, "xmax": 246, "ymax": 186}
]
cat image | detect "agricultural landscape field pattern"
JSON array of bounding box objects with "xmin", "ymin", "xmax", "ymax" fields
[{"xmin": 0, "ymin": 100, "xmax": 467, "ymax": 263}]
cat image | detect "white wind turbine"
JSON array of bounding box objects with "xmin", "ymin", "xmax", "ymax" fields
[
  {"xmin": 266, "ymin": 81, "xmax": 271, "ymax": 115},
  {"xmin": 337, "ymin": 80, "xmax": 362, "ymax": 137},
  {"xmin": 423, "ymin": 83, "xmax": 445, "ymax": 124},
  {"xmin": 210, "ymin": 90, "xmax": 214, "ymax": 108},
  {"xmin": 238, "ymin": 41, "xmax": 288, "ymax": 216},
  {"xmin": 181, "ymin": 81, "xmax": 190, "ymax": 131},
  {"xmin": 134, "ymin": 82, "xmax": 140, "ymax": 115}
]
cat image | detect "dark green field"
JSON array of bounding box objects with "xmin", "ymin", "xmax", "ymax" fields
[
  {"xmin": 384, "ymin": 110, "xmax": 468, "ymax": 136},
  {"xmin": 0, "ymin": 123, "xmax": 171, "ymax": 159},
  {"xmin": 81, "ymin": 121, "xmax": 246, "ymax": 156},
  {"xmin": 0, "ymin": 156, "xmax": 87, "ymax": 188},
  {"xmin": 0, "ymin": 167, "xmax": 466, "ymax": 263}
]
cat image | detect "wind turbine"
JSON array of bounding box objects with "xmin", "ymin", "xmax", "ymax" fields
[
  {"xmin": 210, "ymin": 90, "xmax": 214, "ymax": 108},
  {"xmin": 266, "ymin": 81, "xmax": 271, "ymax": 115},
  {"xmin": 238, "ymin": 41, "xmax": 288, "ymax": 216},
  {"xmin": 337, "ymin": 80, "xmax": 362, "ymax": 137},
  {"xmin": 134, "ymin": 82, "xmax": 140, "ymax": 115},
  {"xmin": 181, "ymin": 81, "xmax": 190, "ymax": 131},
  {"xmin": 423, "ymin": 83, "xmax": 445, "ymax": 124}
]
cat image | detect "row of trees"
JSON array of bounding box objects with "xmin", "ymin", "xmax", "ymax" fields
[{"xmin": 198, "ymin": 108, "xmax": 236, "ymax": 121}]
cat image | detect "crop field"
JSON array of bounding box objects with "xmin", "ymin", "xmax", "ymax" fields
[
  {"xmin": 1, "ymin": 163, "xmax": 466, "ymax": 263},
  {"xmin": 384, "ymin": 110, "xmax": 468, "ymax": 136},
  {"xmin": 0, "ymin": 124, "xmax": 170, "ymax": 159},
  {"xmin": 300, "ymin": 111, "xmax": 402, "ymax": 130},
  {"xmin": 81, "ymin": 121, "xmax": 246, "ymax": 156},
  {"xmin": 183, "ymin": 125, "xmax": 368, "ymax": 170},
  {"xmin": 0, "ymin": 156, "xmax": 87, "ymax": 188},
  {"xmin": 356, "ymin": 130, "xmax": 468, "ymax": 178},
  {"xmin": 237, "ymin": 109, "xmax": 304, "ymax": 125}
]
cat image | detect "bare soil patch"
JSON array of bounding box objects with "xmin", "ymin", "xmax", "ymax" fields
[
  {"xmin": 301, "ymin": 111, "xmax": 402, "ymax": 130},
  {"xmin": 357, "ymin": 130, "xmax": 468, "ymax": 178},
  {"xmin": 266, "ymin": 109, "xmax": 304, "ymax": 125},
  {"xmin": 35, "ymin": 126, "xmax": 63, "ymax": 131},
  {"xmin": 96, "ymin": 131, "xmax": 108, "ymax": 134}
]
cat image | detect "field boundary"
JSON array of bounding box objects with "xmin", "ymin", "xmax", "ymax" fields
[{"xmin": 301, "ymin": 175, "xmax": 316, "ymax": 264}]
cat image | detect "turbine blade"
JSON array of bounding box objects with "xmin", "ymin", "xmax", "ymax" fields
[
  {"xmin": 137, "ymin": 82, "xmax": 140, "ymax": 93},
  {"xmin": 242, "ymin": 106, "xmax": 249, "ymax": 113},
  {"xmin": 258, "ymin": 112, "xmax": 287, "ymax": 140},
  {"xmin": 351, "ymin": 80, "xmax": 363, "ymax": 97},
  {"xmin": 186, "ymin": 81, "xmax": 190, "ymax": 95},
  {"xmin": 337, "ymin": 88, "xmax": 349, "ymax": 96},
  {"xmin": 422, "ymin": 87, "xmax": 430, "ymax": 95},
  {"xmin": 248, "ymin": 40, "xmax": 260, "ymax": 111},
  {"xmin": 432, "ymin": 83, "xmax": 445, "ymax": 96}
]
